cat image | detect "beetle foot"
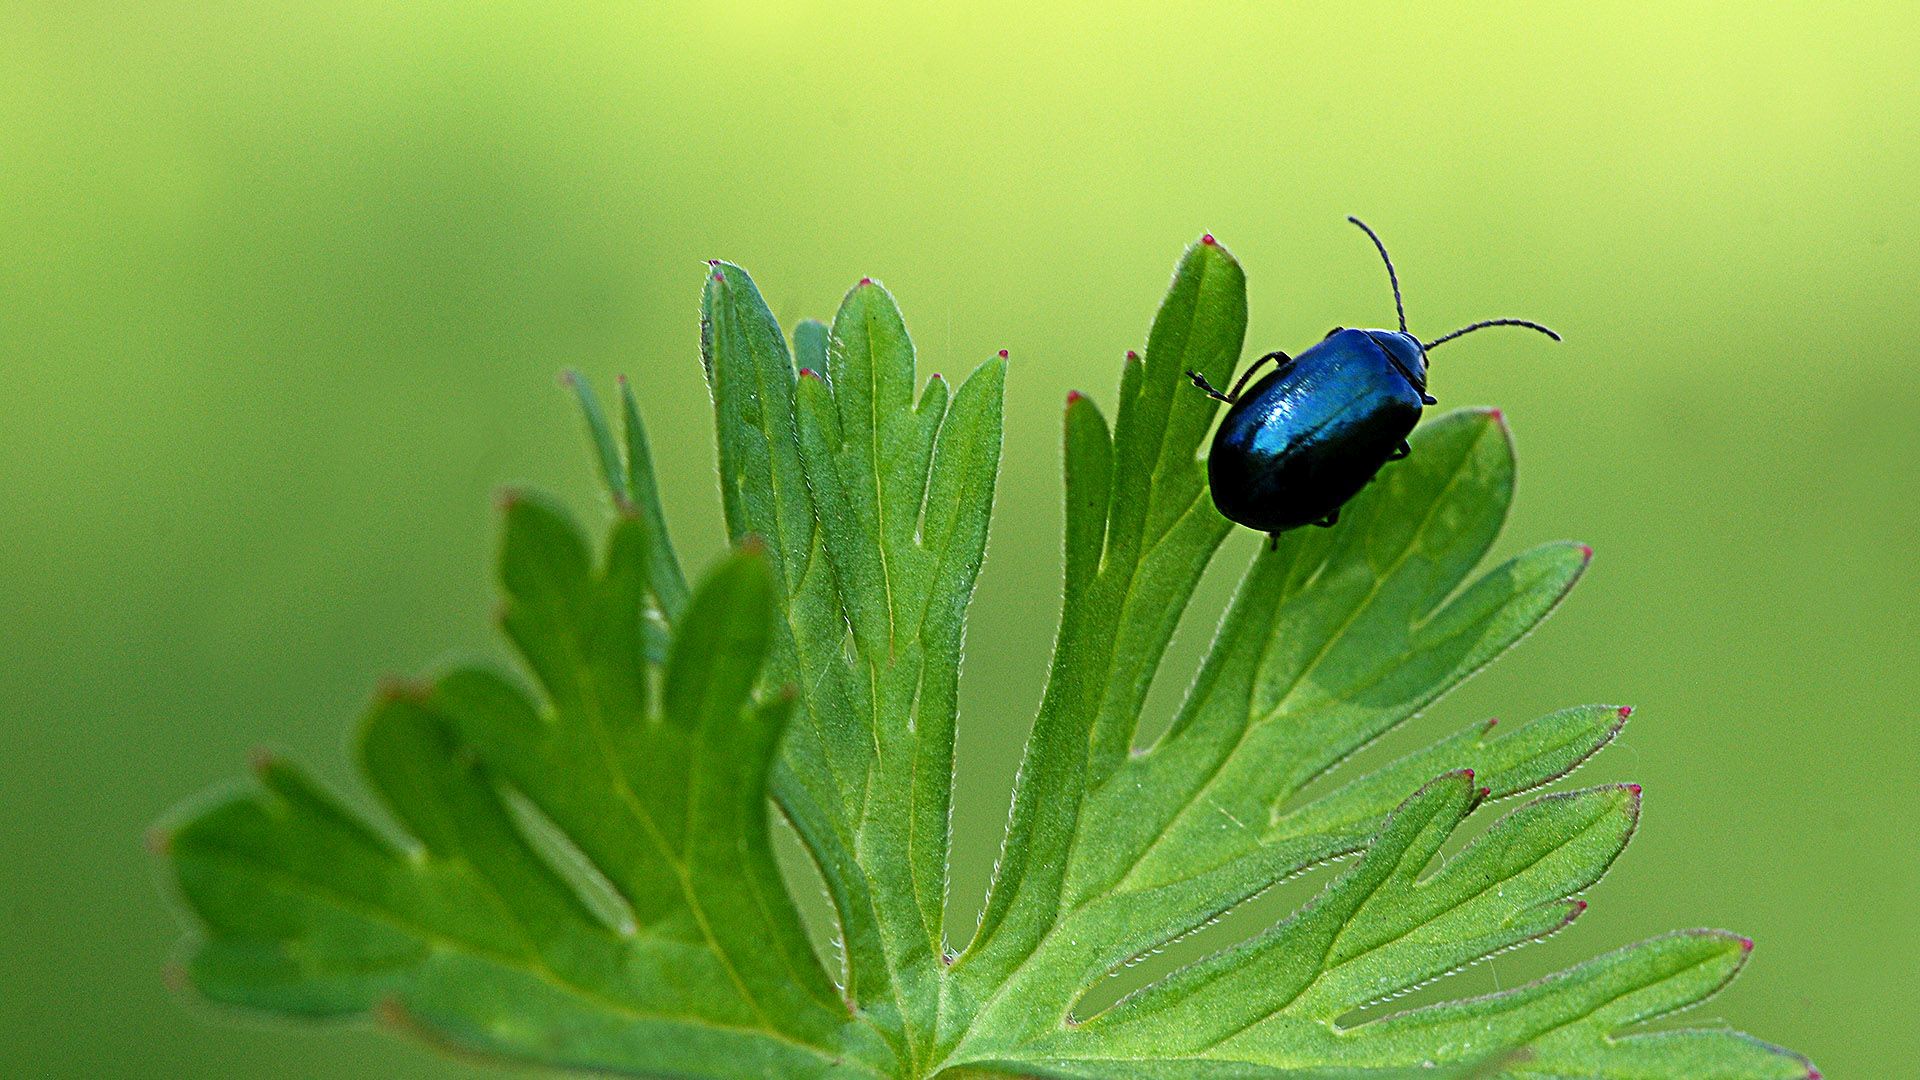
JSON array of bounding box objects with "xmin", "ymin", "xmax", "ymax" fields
[
  {"xmin": 1314, "ymin": 510, "xmax": 1340, "ymax": 528},
  {"xmin": 1388, "ymin": 440, "xmax": 1411, "ymax": 461},
  {"xmin": 1186, "ymin": 369, "xmax": 1234, "ymax": 403},
  {"xmin": 1420, "ymin": 393, "xmax": 1438, "ymax": 405}
]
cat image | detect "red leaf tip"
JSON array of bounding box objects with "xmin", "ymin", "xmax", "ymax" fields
[
  {"xmin": 1578, "ymin": 543, "xmax": 1594, "ymax": 560},
  {"xmin": 1739, "ymin": 935, "xmax": 1755, "ymax": 952},
  {"xmin": 1478, "ymin": 786, "xmax": 1492, "ymax": 798},
  {"xmin": 1618, "ymin": 705, "xmax": 1634, "ymax": 718},
  {"xmin": 1125, "ymin": 350, "xmax": 1140, "ymax": 362},
  {"xmin": 615, "ymin": 372, "xmax": 628, "ymax": 386},
  {"xmin": 1488, "ymin": 407, "xmax": 1505, "ymax": 423},
  {"xmin": 997, "ymin": 349, "xmax": 1009, "ymax": 358},
  {"xmin": 1201, "ymin": 233, "xmax": 1217, "ymax": 245},
  {"xmin": 858, "ymin": 276, "xmax": 874, "ymax": 287},
  {"xmin": 1461, "ymin": 768, "xmax": 1475, "ymax": 781},
  {"xmin": 1626, "ymin": 783, "xmax": 1642, "ymax": 795},
  {"xmin": 1067, "ymin": 390, "xmax": 1085, "ymax": 405},
  {"xmin": 1573, "ymin": 899, "xmax": 1589, "ymax": 912},
  {"xmin": 248, "ymin": 746, "xmax": 276, "ymax": 775},
  {"xmin": 144, "ymin": 826, "xmax": 172, "ymax": 856},
  {"xmin": 1807, "ymin": 1069, "xmax": 1821, "ymax": 1079},
  {"xmin": 373, "ymin": 996, "xmax": 411, "ymax": 1030},
  {"xmin": 929, "ymin": 372, "xmax": 944, "ymax": 382},
  {"xmin": 798, "ymin": 367, "xmax": 818, "ymax": 379},
  {"xmin": 376, "ymin": 675, "xmax": 431, "ymax": 704}
]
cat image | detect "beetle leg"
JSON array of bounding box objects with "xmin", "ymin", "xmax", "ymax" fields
[
  {"xmin": 1420, "ymin": 393, "xmax": 1438, "ymax": 406},
  {"xmin": 1226, "ymin": 351, "xmax": 1293, "ymax": 401},
  {"xmin": 1185, "ymin": 370, "xmax": 1234, "ymax": 402},
  {"xmin": 1267, "ymin": 533, "xmax": 1280, "ymax": 552},
  {"xmin": 1325, "ymin": 326, "xmax": 1345, "ymax": 338},
  {"xmin": 1388, "ymin": 440, "xmax": 1411, "ymax": 461},
  {"xmin": 1314, "ymin": 510, "xmax": 1340, "ymax": 528},
  {"xmin": 1189, "ymin": 352, "xmax": 1295, "ymax": 405}
]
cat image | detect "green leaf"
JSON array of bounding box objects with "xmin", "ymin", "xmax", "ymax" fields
[
  {"xmin": 1000, "ymin": 777, "xmax": 1805, "ymax": 1079},
  {"xmin": 704, "ymin": 265, "xmax": 1006, "ymax": 1071},
  {"xmin": 960, "ymin": 239, "xmax": 1243, "ymax": 997},
  {"xmin": 158, "ymin": 238, "xmax": 1813, "ymax": 1080},
  {"xmin": 164, "ymin": 507, "xmax": 894, "ymax": 1077}
]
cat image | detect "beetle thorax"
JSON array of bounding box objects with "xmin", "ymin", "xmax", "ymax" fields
[{"xmin": 1363, "ymin": 330, "xmax": 1429, "ymax": 391}]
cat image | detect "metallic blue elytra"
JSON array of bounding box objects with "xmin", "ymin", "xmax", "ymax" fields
[
  {"xmin": 1205, "ymin": 329, "xmax": 1425, "ymax": 534},
  {"xmin": 1188, "ymin": 218, "xmax": 1561, "ymax": 540}
]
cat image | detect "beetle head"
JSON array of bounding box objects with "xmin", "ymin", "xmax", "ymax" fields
[{"xmin": 1367, "ymin": 330, "xmax": 1429, "ymax": 392}]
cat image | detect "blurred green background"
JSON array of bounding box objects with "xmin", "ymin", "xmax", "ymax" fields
[{"xmin": 5, "ymin": 2, "xmax": 1915, "ymax": 1076}]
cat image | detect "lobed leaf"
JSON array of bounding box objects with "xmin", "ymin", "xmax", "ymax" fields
[
  {"xmin": 994, "ymin": 778, "xmax": 1810, "ymax": 1079},
  {"xmin": 704, "ymin": 266, "xmax": 1006, "ymax": 1071},
  {"xmin": 158, "ymin": 239, "xmax": 1812, "ymax": 1080},
  {"xmin": 165, "ymin": 510, "xmax": 892, "ymax": 1076},
  {"xmin": 959, "ymin": 238, "xmax": 1244, "ymax": 1001}
]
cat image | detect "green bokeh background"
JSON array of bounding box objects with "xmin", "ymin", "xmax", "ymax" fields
[{"xmin": 5, "ymin": 3, "xmax": 1915, "ymax": 1076}]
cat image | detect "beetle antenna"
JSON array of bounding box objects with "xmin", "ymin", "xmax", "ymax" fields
[
  {"xmin": 1421, "ymin": 318, "xmax": 1563, "ymax": 350},
  {"xmin": 1347, "ymin": 216, "xmax": 1406, "ymax": 333}
]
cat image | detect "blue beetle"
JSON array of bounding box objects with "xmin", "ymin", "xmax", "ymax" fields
[{"xmin": 1187, "ymin": 217, "xmax": 1559, "ymax": 543}]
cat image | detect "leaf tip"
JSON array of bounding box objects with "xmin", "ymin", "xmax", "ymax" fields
[
  {"xmin": 798, "ymin": 367, "xmax": 820, "ymax": 380},
  {"xmin": 1488, "ymin": 406, "xmax": 1505, "ymax": 426},
  {"xmin": 494, "ymin": 487, "xmax": 523, "ymax": 512},
  {"xmin": 1555, "ymin": 898, "xmax": 1591, "ymax": 930},
  {"xmin": 163, "ymin": 961, "xmax": 189, "ymax": 994},
  {"xmin": 144, "ymin": 825, "xmax": 173, "ymax": 857},
  {"xmin": 1201, "ymin": 232, "xmax": 1217, "ymax": 246},
  {"xmin": 1125, "ymin": 349, "xmax": 1140, "ymax": 363},
  {"xmin": 1066, "ymin": 389, "xmax": 1085, "ymax": 406},
  {"xmin": 1617, "ymin": 704, "xmax": 1634, "ymax": 719},
  {"xmin": 858, "ymin": 276, "xmax": 874, "ymax": 287},
  {"xmin": 376, "ymin": 675, "xmax": 432, "ymax": 705},
  {"xmin": 997, "ymin": 348, "xmax": 1009, "ymax": 359},
  {"xmin": 615, "ymin": 372, "xmax": 628, "ymax": 386},
  {"xmin": 1579, "ymin": 543, "xmax": 1595, "ymax": 561},
  {"xmin": 1462, "ymin": 768, "xmax": 1475, "ymax": 781},
  {"xmin": 374, "ymin": 995, "xmax": 411, "ymax": 1031},
  {"xmin": 1626, "ymin": 782, "xmax": 1642, "ymax": 796},
  {"xmin": 738, "ymin": 532, "xmax": 769, "ymax": 556},
  {"xmin": 1739, "ymin": 934, "xmax": 1755, "ymax": 954},
  {"xmin": 247, "ymin": 745, "xmax": 277, "ymax": 777}
]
